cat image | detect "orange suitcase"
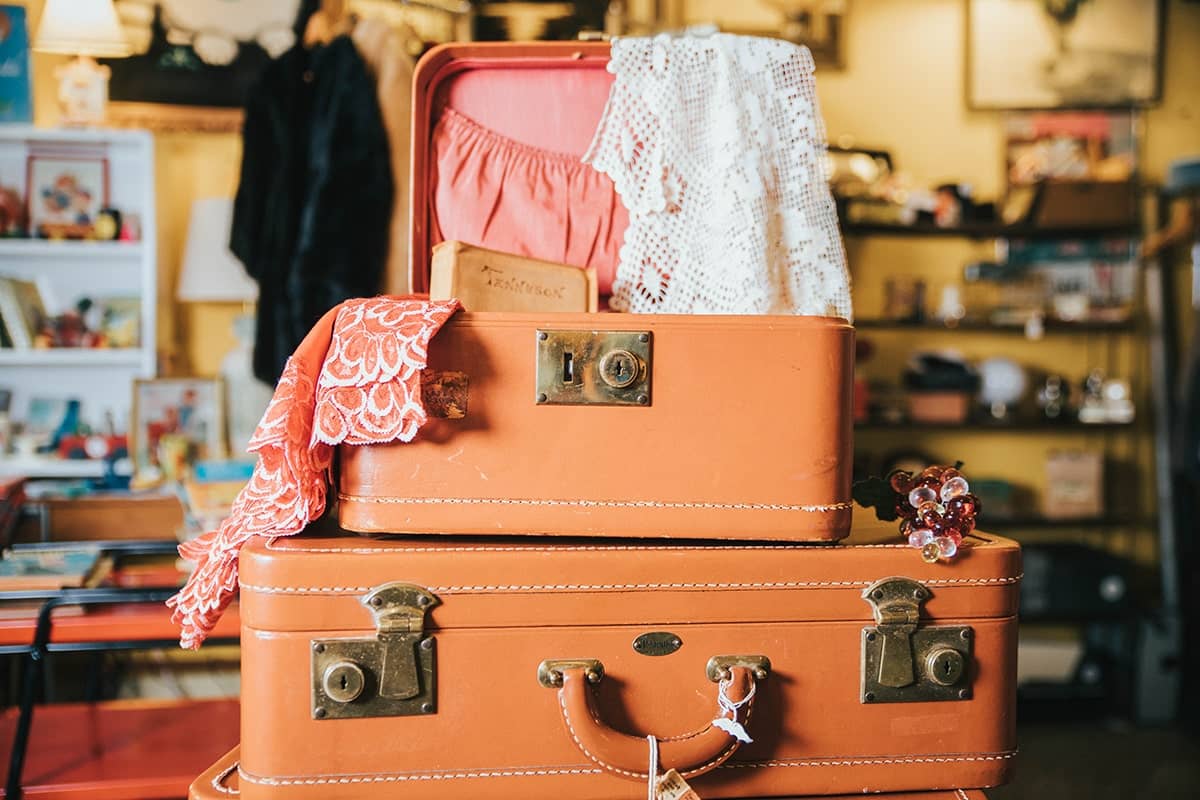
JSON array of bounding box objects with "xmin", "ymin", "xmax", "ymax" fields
[
  {"xmin": 189, "ymin": 748, "xmax": 993, "ymax": 800},
  {"xmin": 336, "ymin": 42, "xmax": 855, "ymax": 543},
  {"xmin": 232, "ymin": 514, "xmax": 1019, "ymax": 799}
]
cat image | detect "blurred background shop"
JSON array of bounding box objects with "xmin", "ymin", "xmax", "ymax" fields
[{"xmin": 0, "ymin": 1, "xmax": 1197, "ymax": 798}]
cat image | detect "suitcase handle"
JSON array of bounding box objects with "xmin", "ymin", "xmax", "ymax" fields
[{"xmin": 538, "ymin": 656, "xmax": 767, "ymax": 781}]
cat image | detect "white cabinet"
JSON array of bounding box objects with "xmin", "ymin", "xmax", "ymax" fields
[{"xmin": 0, "ymin": 127, "xmax": 156, "ymax": 478}]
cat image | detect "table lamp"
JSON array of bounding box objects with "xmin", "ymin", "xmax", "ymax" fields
[
  {"xmin": 177, "ymin": 198, "xmax": 273, "ymax": 457},
  {"xmin": 33, "ymin": 0, "xmax": 131, "ymax": 125}
]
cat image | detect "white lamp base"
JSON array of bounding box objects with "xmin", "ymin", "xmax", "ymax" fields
[{"xmin": 54, "ymin": 56, "xmax": 112, "ymax": 126}]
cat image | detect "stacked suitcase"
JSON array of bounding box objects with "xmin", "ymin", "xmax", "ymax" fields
[{"xmin": 190, "ymin": 42, "xmax": 1019, "ymax": 800}]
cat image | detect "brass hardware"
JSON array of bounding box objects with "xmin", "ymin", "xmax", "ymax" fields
[
  {"xmin": 538, "ymin": 659, "xmax": 605, "ymax": 688},
  {"xmin": 861, "ymin": 577, "xmax": 973, "ymax": 703},
  {"xmin": 322, "ymin": 661, "xmax": 365, "ymax": 703},
  {"xmin": 705, "ymin": 655, "xmax": 771, "ymax": 683},
  {"xmin": 535, "ymin": 330, "xmax": 652, "ymax": 406},
  {"xmin": 926, "ymin": 647, "xmax": 966, "ymax": 687},
  {"xmin": 632, "ymin": 631, "xmax": 683, "ymax": 656},
  {"xmin": 311, "ymin": 582, "xmax": 439, "ymax": 720}
]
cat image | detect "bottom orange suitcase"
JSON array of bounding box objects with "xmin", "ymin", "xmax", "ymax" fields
[
  {"xmin": 190, "ymin": 747, "xmax": 994, "ymax": 800},
  {"xmin": 231, "ymin": 515, "xmax": 1019, "ymax": 799}
]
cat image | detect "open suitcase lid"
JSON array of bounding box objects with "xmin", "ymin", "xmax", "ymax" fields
[{"xmin": 409, "ymin": 42, "xmax": 614, "ymax": 293}]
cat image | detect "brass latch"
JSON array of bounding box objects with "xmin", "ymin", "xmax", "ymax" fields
[
  {"xmin": 861, "ymin": 577, "xmax": 973, "ymax": 703},
  {"xmin": 311, "ymin": 583, "xmax": 439, "ymax": 719},
  {"xmin": 535, "ymin": 330, "xmax": 652, "ymax": 406}
]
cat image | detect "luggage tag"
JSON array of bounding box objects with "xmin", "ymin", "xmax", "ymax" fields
[{"xmin": 656, "ymin": 768, "xmax": 701, "ymax": 800}]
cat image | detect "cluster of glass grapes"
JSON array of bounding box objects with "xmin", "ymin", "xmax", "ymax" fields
[{"xmin": 890, "ymin": 466, "xmax": 981, "ymax": 563}]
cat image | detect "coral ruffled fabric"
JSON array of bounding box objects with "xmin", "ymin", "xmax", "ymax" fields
[{"xmin": 168, "ymin": 296, "xmax": 461, "ymax": 649}]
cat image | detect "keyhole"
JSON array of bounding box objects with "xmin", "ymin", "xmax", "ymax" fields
[
  {"xmin": 340, "ymin": 674, "xmax": 348, "ymax": 691},
  {"xmin": 942, "ymin": 661, "xmax": 952, "ymax": 677},
  {"xmin": 562, "ymin": 352, "xmax": 574, "ymax": 383}
]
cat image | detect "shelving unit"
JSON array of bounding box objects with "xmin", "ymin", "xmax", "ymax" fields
[
  {"xmin": 844, "ymin": 188, "xmax": 1174, "ymax": 720},
  {"xmin": 0, "ymin": 128, "xmax": 156, "ymax": 478}
]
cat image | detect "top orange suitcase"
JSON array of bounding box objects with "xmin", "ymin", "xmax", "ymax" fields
[{"xmin": 338, "ymin": 43, "xmax": 855, "ymax": 542}]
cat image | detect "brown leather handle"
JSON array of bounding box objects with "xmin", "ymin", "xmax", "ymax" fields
[{"xmin": 554, "ymin": 665, "xmax": 758, "ymax": 780}]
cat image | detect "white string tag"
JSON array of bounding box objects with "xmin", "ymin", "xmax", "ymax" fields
[
  {"xmin": 711, "ymin": 677, "xmax": 755, "ymax": 744},
  {"xmin": 657, "ymin": 768, "xmax": 702, "ymax": 800},
  {"xmin": 646, "ymin": 735, "xmax": 659, "ymax": 800}
]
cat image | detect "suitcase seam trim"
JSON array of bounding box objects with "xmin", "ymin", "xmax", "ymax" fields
[
  {"xmin": 338, "ymin": 493, "xmax": 854, "ymax": 513},
  {"xmin": 235, "ymin": 751, "xmax": 1016, "ymax": 785},
  {"xmin": 238, "ymin": 574, "xmax": 1023, "ymax": 594},
  {"xmin": 264, "ymin": 539, "xmax": 918, "ymax": 553},
  {"xmin": 211, "ymin": 762, "xmax": 239, "ymax": 795}
]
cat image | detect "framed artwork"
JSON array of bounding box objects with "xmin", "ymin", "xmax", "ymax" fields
[
  {"xmin": 0, "ymin": 4, "xmax": 32, "ymax": 123},
  {"xmin": 103, "ymin": 1, "xmax": 303, "ymax": 132},
  {"xmin": 665, "ymin": 0, "xmax": 846, "ymax": 69},
  {"xmin": 26, "ymin": 156, "xmax": 110, "ymax": 239},
  {"xmin": 131, "ymin": 378, "xmax": 227, "ymax": 485},
  {"xmin": 966, "ymin": 0, "xmax": 1164, "ymax": 110}
]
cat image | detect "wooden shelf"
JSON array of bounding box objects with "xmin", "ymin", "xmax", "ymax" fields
[
  {"xmin": 0, "ymin": 349, "xmax": 142, "ymax": 366},
  {"xmin": 855, "ymin": 318, "xmax": 1136, "ymax": 334},
  {"xmin": 856, "ymin": 420, "xmax": 1134, "ymax": 431},
  {"xmin": 0, "ymin": 239, "xmax": 144, "ymax": 259},
  {"xmin": 841, "ymin": 221, "xmax": 1139, "ymax": 240}
]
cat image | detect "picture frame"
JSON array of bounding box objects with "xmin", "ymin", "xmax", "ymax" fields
[
  {"xmin": 102, "ymin": 1, "xmax": 305, "ymax": 132},
  {"xmin": 26, "ymin": 155, "xmax": 111, "ymax": 240},
  {"xmin": 131, "ymin": 378, "xmax": 227, "ymax": 485},
  {"xmin": 965, "ymin": 0, "xmax": 1164, "ymax": 110}
]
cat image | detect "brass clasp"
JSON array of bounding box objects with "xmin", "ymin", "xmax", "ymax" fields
[{"xmin": 311, "ymin": 582, "xmax": 440, "ymax": 719}]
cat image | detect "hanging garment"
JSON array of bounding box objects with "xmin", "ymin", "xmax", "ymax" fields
[
  {"xmin": 231, "ymin": 35, "xmax": 393, "ymax": 385},
  {"xmin": 168, "ymin": 296, "xmax": 461, "ymax": 648},
  {"xmin": 584, "ymin": 33, "xmax": 853, "ymax": 318}
]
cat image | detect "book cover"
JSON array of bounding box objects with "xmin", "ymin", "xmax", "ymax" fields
[
  {"xmin": 430, "ymin": 241, "xmax": 598, "ymax": 313},
  {"xmin": 0, "ymin": 546, "xmax": 102, "ymax": 591},
  {"xmin": 0, "ymin": 6, "xmax": 31, "ymax": 124},
  {"xmin": 0, "ymin": 276, "xmax": 45, "ymax": 349}
]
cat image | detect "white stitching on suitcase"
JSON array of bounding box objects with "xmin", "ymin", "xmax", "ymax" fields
[
  {"xmin": 239, "ymin": 574, "xmax": 1023, "ymax": 595},
  {"xmin": 339, "ymin": 493, "xmax": 854, "ymax": 513},
  {"xmin": 234, "ymin": 751, "xmax": 1015, "ymax": 786},
  {"xmin": 719, "ymin": 752, "xmax": 1017, "ymax": 769},
  {"xmin": 264, "ymin": 539, "xmax": 875, "ymax": 553},
  {"xmin": 211, "ymin": 761, "xmax": 239, "ymax": 795},
  {"xmin": 237, "ymin": 765, "xmax": 604, "ymax": 785},
  {"xmin": 957, "ymin": 790, "xmax": 970, "ymax": 799}
]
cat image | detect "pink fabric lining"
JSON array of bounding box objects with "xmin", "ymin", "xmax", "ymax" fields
[{"xmin": 431, "ymin": 107, "xmax": 626, "ymax": 295}]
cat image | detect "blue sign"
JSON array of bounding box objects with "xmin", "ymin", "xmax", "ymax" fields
[{"xmin": 0, "ymin": 5, "xmax": 31, "ymax": 123}]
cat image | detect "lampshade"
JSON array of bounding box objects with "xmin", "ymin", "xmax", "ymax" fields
[
  {"xmin": 177, "ymin": 198, "xmax": 259, "ymax": 303},
  {"xmin": 34, "ymin": 0, "xmax": 131, "ymax": 58}
]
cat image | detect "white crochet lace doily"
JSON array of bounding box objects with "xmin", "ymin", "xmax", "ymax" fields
[{"xmin": 584, "ymin": 33, "xmax": 852, "ymax": 319}]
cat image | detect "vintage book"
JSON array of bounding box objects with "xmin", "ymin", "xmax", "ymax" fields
[
  {"xmin": 0, "ymin": 545, "xmax": 104, "ymax": 590},
  {"xmin": 430, "ymin": 240, "xmax": 598, "ymax": 312},
  {"xmin": 0, "ymin": 276, "xmax": 46, "ymax": 349}
]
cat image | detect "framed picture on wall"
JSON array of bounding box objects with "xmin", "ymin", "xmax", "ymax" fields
[
  {"xmin": 131, "ymin": 378, "xmax": 227, "ymax": 485},
  {"xmin": 102, "ymin": 1, "xmax": 303, "ymax": 132},
  {"xmin": 966, "ymin": 0, "xmax": 1164, "ymax": 110}
]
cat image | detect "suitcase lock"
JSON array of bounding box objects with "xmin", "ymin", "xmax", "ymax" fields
[
  {"xmin": 860, "ymin": 577, "xmax": 973, "ymax": 703},
  {"xmin": 535, "ymin": 330, "xmax": 652, "ymax": 406},
  {"xmin": 310, "ymin": 582, "xmax": 440, "ymax": 720}
]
